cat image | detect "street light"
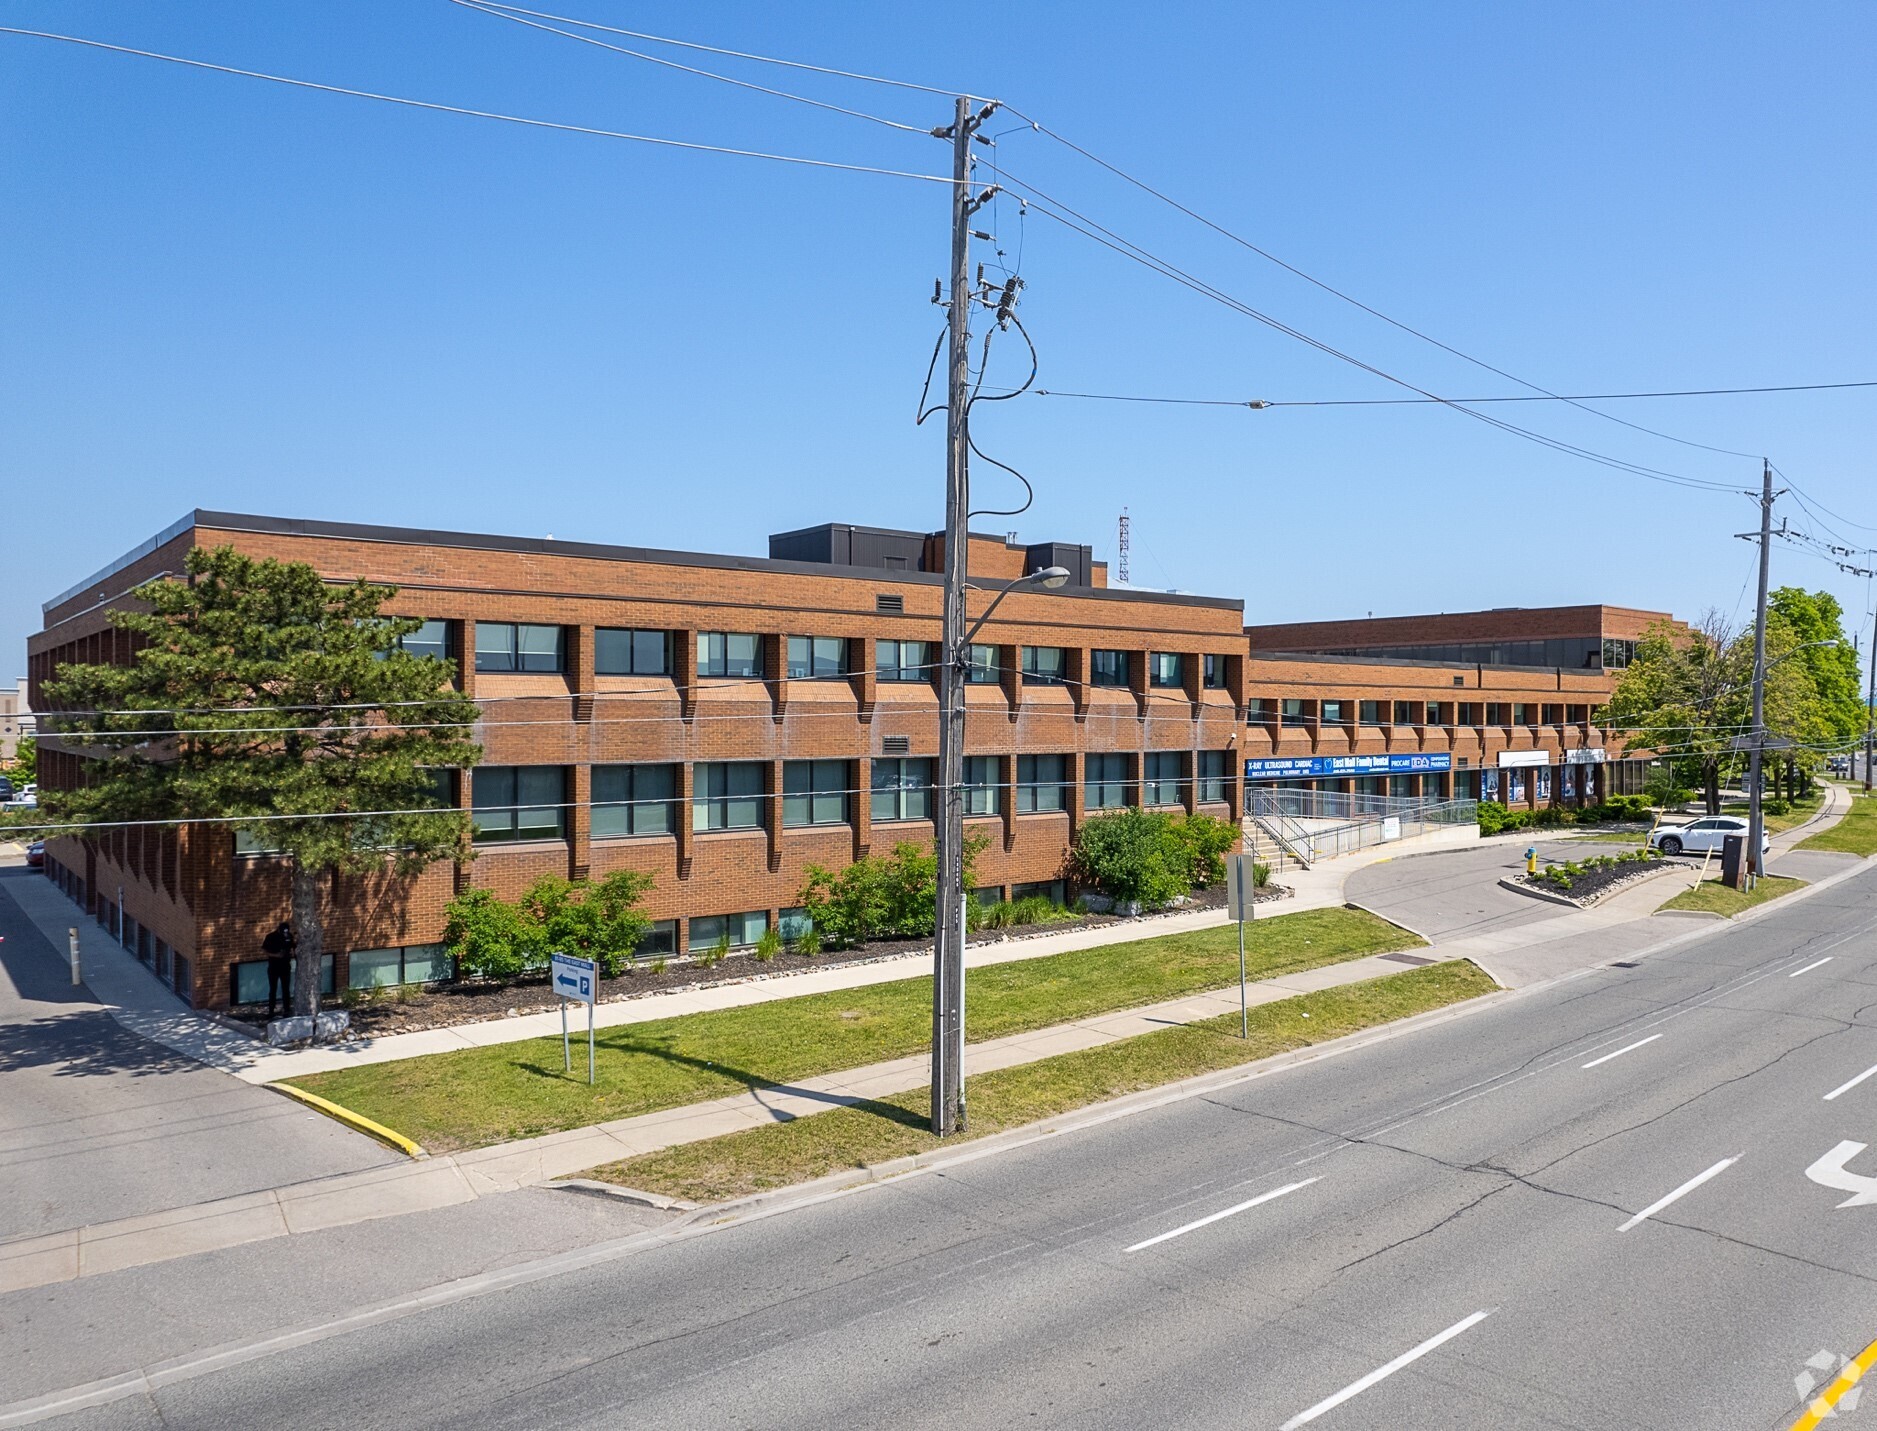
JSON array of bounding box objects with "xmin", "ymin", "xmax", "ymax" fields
[{"xmin": 931, "ymin": 563, "xmax": 1072, "ymax": 1138}]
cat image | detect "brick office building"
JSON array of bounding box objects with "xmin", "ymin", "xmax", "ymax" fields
[
  {"xmin": 29, "ymin": 512, "xmax": 1249, "ymax": 1009},
  {"xmin": 1238, "ymin": 604, "xmax": 1686, "ymax": 805}
]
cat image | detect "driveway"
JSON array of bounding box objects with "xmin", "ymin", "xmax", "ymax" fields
[
  {"xmin": 1342, "ymin": 837, "xmax": 1589, "ymax": 942},
  {"xmin": 0, "ymin": 869, "xmax": 395, "ymax": 1241}
]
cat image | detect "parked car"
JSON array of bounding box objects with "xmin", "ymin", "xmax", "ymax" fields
[
  {"xmin": 1648, "ymin": 815, "xmax": 1770, "ymax": 858},
  {"xmin": 25, "ymin": 841, "xmax": 44, "ymax": 868},
  {"xmin": 0, "ymin": 778, "xmax": 12, "ymax": 802}
]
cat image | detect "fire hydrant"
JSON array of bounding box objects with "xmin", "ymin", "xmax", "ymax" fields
[{"xmin": 1526, "ymin": 846, "xmax": 1539, "ymax": 876}]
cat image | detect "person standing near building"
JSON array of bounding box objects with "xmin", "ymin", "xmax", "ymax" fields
[{"xmin": 263, "ymin": 921, "xmax": 296, "ymax": 1019}]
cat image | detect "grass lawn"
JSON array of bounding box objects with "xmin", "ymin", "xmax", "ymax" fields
[
  {"xmin": 1658, "ymin": 874, "xmax": 1805, "ymax": 918},
  {"xmin": 1798, "ymin": 795, "xmax": 1877, "ymax": 857},
  {"xmin": 584, "ymin": 960, "xmax": 1499, "ymax": 1204},
  {"xmin": 1568, "ymin": 830, "xmax": 1648, "ymax": 846},
  {"xmin": 285, "ymin": 906, "xmax": 1421, "ymax": 1153},
  {"xmin": 1721, "ymin": 790, "xmax": 1824, "ymax": 835}
]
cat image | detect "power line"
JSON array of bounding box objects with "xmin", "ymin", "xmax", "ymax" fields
[
  {"xmin": 465, "ymin": 1, "xmax": 975, "ymax": 99},
  {"xmin": 447, "ymin": 0, "xmax": 930, "ymax": 135},
  {"xmin": 999, "ymin": 104, "xmax": 1767, "ymax": 463},
  {"xmin": 1003, "ymin": 184, "xmax": 1747, "ymax": 494},
  {"xmin": 0, "ymin": 26, "xmax": 958, "ymax": 187},
  {"xmin": 1024, "ymin": 380, "xmax": 1877, "ymax": 408}
]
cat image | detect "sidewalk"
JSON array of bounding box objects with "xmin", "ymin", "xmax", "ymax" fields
[{"xmin": 0, "ymin": 822, "xmax": 1480, "ymax": 1086}]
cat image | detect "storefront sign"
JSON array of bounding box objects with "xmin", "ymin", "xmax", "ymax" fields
[
  {"xmin": 1564, "ymin": 747, "xmax": 1608, "ymax": 765},
  {"xmin": 1245, "ymin": 753, "xmax": 1453, "ymax": 781},
  {"xmin": 1496, "ymin": 750, "xmax": 1550, "ymax": 769}
]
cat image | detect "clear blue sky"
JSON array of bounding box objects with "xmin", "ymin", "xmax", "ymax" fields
[{"xmin": 5, "ymin": 1, "xmax": 1875, "ymax": 685}]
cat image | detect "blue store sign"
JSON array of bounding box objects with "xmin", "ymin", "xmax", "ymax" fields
[{"xmin": 1245, "ymin": 753, "xmax": 1453, "ymax": 781}]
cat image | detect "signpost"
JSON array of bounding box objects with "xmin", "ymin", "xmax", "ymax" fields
[
  {"xmin": 550, "ymin": 951, "xmax": 597, "ymax": 1085},
  {"xmin": 1227, "ymin": 853, "xmax": 1258, "ymax": 1038}
]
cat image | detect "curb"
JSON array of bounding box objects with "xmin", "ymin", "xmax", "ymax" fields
[
  {"xmin": 270, "ymin": 1082, "xmax": 427, "ymax": 1159},
  {"xmin": 547, "ymin": 1179, "xmax": 698, "ymax": 1211},
  {"xmin": 1495, "ymin": 860, "xmax": 1682, "ymax": 909}
]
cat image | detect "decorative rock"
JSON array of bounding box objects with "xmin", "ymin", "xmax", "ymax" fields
[{"xmin": 265, "ymin": 1010, "xmax": 351, "ymax": 1046}]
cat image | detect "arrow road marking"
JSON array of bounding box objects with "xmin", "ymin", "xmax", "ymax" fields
[
  {"xmin": 1805, "ymin": 1142, "xmax": 1877, "ymax": 1208},
  {"xmin": 1825, "ymin": 1063, "xmax": 1877, "ymax": 1102},
  {"xmin": 1618, "ymin": 1156, "xmax": 1740, "ymax": 1231},
  {"xmin": 1279, "ymin": 1309, "xmax": 1495, "ymax": 1429},
  {"xmin": 1123, "ymin": 1179, "xmax": 1318, "ymax": 1252}
]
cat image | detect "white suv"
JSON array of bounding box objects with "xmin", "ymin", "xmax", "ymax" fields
[{"xmin": 1649, "ymin": 815, "xmax": 1770, "ymax": 857}]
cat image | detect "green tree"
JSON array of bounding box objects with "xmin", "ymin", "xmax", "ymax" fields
[
  {"xmin": 8, "ymin": 734, "xmax": 35, "ymax": 785},
  {"xmin": 1600, "ymin": 614, "xmax": 1747, "ymax": 815},
  {"xmin": 41, "ymin": 546, "xmax": 481, "ymax": 1019},
  {"xmin": 518, "ymin": 871, "xmax": 654, "ymax": 978},
  {"xmin": 1768, "ymin": 587, "xmax": 1865, "ymax": 746}
]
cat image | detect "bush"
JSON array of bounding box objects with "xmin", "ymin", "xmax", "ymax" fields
[
  {"xmin": 797, "ymin": 834, "xmax": 987, "ymax": 950},
  {"xmin": 794, "ymin": 927, "xmax": 821, "ymax": 958},
  {"xmin": 443, "ymin": 871, "xmax": 656, "ymax": 982},
  {"xmin": 751, "ymin": 927, "xmax": 783, "ymax": 962},
  {"xmin": 1068, "ymin": 808, "xmax": 1236, "ymax": 908},
  {"xmin": 1252, "ymin": 860, "xmax": 1272, "ymax": 888},
  {"xmin": 696, "ymin": 933, "xmax": 731, "ymax": 968},
  {"xmin": 968, "ymin": 894, "xmax": 1077, "ymax": 931}
]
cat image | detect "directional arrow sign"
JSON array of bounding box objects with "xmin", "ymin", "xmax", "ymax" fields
[{"xmin": 1805, "ymin": 1140, "xmax": 1877, "ymax": 1207}]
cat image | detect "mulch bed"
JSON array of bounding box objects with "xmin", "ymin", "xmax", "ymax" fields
[
  {"xmin": 224, "ymin": 883, "xmax": 1291, "ymax": 1041},
  {"xmin": 1514, "ymin": 859, "xmax": 1668, "ymax": 907}
]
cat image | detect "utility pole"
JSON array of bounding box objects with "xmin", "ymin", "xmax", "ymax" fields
[
  {"xmin": 1746, "ymin": 459, "xmax": 1775, "ymax": 884},
  {"xmin": 932, "ymin": 95, "xmax": 993, "ymax": 1137},
  {"xmin": 1865, "ymin": 601, "xmax": 1875, "ymax": 794}
]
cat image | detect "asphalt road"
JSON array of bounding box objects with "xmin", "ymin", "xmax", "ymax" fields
[
  {"xmin": 1343, "ymin": 837, "xmax": 1588, "ymax": 941},
  {"xmin": 14, "ymin": 859, "xmax": 1877, "ymax": 1429},
  {"xmin": 0, "ymin": 870, "xmax": 392, "ymax": 1238}
]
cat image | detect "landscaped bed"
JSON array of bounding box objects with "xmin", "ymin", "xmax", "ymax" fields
[
  {"xmin": 281, "ymin": 905, "xmax": 1417, "ymax": 1155},
  {"xmin": 577, "ymin": 959, "xmax": 1499, "ymax": 1205},
  {"xmin": 1507, "ymin": 848, "xmax": 1668, "ymax": 906},
  {"xmin": 231, "ymin": 882, "xmax": 1290, "ymax": 1040}
]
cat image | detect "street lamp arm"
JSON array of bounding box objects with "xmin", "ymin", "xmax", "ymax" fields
[{"xmin": 958, "ymin": 566, "xmax": 1070, "ymax": 651}]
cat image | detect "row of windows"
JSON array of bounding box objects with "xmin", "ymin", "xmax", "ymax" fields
[
  {"xmin": 411, "ymin": 620, "xmax": 1233, "ymax": 688},
  {"xmin": 1258, "ymin": 698, "xmax": 1598, "ymax": 728},
  {"xmin": 464, "ymin": 753, "xmax": 1237, "ymax": 842},
  {"xmin": 1295, "ymin": 637, "xmax": 1624, "ymax": 671}
]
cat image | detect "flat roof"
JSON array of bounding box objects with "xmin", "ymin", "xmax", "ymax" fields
[{"xmin": 48, "ymin": 510, "xmax": 1240, "ymax": 617}]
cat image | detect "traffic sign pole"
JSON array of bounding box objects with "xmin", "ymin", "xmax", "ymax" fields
[{"xmin": 562, "ymin": 995, "xmax": 570, "ymax": 1072}]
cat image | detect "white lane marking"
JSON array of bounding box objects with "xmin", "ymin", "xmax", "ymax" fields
[
  {"xmin": 1617, "ymin": 1156, "xmax": 1739, "ymax": 1232},
  {"xmin": 1805, "ymin": 1141, "xmax": 1877, "ymax": 1207},
  {"xmin": 1123, "ymin": 1178, "xmax": 1318, "ymax": 1253},
  {"xmin": 1580, "ymin": 1035, "xmax": 1663, "ymax": 1069},
  {"xmin": 1790, "ymin": 957, "xmax": 1835, "ymax": 978},
  {"xmin": 1825, "ymin": 1063, "xmax": 1877, "ymax": 1102},
  {"xmin": 1278, "ymin": 1309, "xmax": 1495, "ymax": 1430}
]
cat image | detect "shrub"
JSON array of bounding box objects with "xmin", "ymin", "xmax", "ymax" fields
[
  {"xmin": 518, "ymin": 871, "xmax": 654, "ymax": 978},
  {"xmin": 1168, "ymin": 811, "xmax": 1240, "ymax": 889},
  {"xmin": 696, "ymin": 933, "xmax": 731, "ymax": 968},
  {"xmin": 751, "ymin": 927, "xmax": 783, "ymax": 963},
  {"xmin": 1069, "ymin": 808, "xmax": 1196, "ymax": 907},
  {"xmin": 795, "ymin": 927, "xmax": 821, "ymax": 958},
  {"xmin": 797, "ymin": 835, "xmax": 986, "ymax": 949},
  {"xmin": 442, "ymin": 888, "xmax": 544, "ymax": 982},
  {"xmin": 1252, "ymin": 861, "xmax": 1271, "ymax": 888},
  {"xmin": 970, "ymin": 894, "xmax": 1077, "ymax": 931}
]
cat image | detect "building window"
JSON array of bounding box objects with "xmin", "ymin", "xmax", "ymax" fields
[
  {"xmin": 1425, "ymin": 702, "xmax": 1446, "ymax": 726},
  {"xmin": 1143, "ymin": 751, "xmax": 1183, "ymax": 806},
  {"xmin": 1359, "ymin": 700, "xmax": 1386, "ymax": 726},
  {"xmin": 595, "ymin": 628, "xmax": 670, "ymax": 676},
  {"xmin": 871, "ymin": 758, "xmax": 934, "ymax": 822},
  {"xmin": 1090, "ymin": 650, "xmax": 1129, "ymax": 687},
  {"xmin": 694, "ymin": 762, "xmax": 766, "ymax": 831},
  {"xmin": 1022, "ymin": 646, "xmax": 1068, "ymax": 684},
  {"xmin": 778, "ymin": 908, "xmax": 814, "ymax": 943},
  {"xmin": 1198, "ymin": 750, "xmax": 1230, "ymax": 803},
  {"xmin": 472, "ymin": 767, "xmax": 567, "ymax": 842},
  {"xmin": 474, "ymin": 623, "xmax": 564, "ymax": 674},
  {"xmin": 965, "ymin": 644, "xmax": 1001, "ymax": 684},
  {"xmin": 962, "ymin": 755, "xmax": 1001, "ymax": 816},
  {"xmin": 1459, "ymin": 702, "xmax": 1482, "ymax": 725},
  {"xmin": 1248, "ymin": 698, "xmax": 1275, "ymax": 725},
  {"xmin": 233, "ymin": 954, "xmax": 333, "ymax": 1005},
  {"xmin": 1203, "ymin": 654, "xmax": 1227, "ymax": 689},
  {"xmin": 1601, "ymin": 638, "xmax": 1636, "ymax": 669},
  {"xmin": 1393, "ymin": 701, "xmax": 1417, "ymax": 725},
  {"xmin": 1149, "ymin": 652, "xmax": 1183, "ymax": 688},
  {"xmin": 397, "ymin": 620, "xmax": 453, "ymax": 663},
  {"xmin": 1016, "ymin": 754, "xmax": 1067, "ymax": 812},
  {"xmin": 1321, "ymin": 700, "xmax": 1346, "ymax": 725},
  {"xmin": 1012, "ymin": 879, "xmax": 1066, "ymax": 905},
  {"xmin": 1282, "ymin": 699, "xmax": 1310, "ymax": 727},
  {"xmin": 698, "ymin": 632, "xmax": 763, "ymax": 678},
  {"xmin": 690, "ymin": 911, "xmax": 767, "ymax": 950},
  {"xmin": 1512, "ymin": 703, "xmax": 1536, "ymax": 726},
  {"xmin": 347, "ymin": 943, "xmax": 451, "ymax": 991},
  {"xmin": 876, "ymin": 640, "xmax": 933, "ymax": 683},
  {"xmin": 787, "ymin": 636, "xmax": 848, "ymax": 680},
  {"xmin": 1085, "ymin": 752, "xmax": 1130, "ymax": 809},
  {"xmin": 592, "ymin": 763, "xmax": 678, "ymax": 837},
  {"xmin": 1486, "ymin": 703, "xmax": 1512, "ymax": 726},
  {"xmin": 783, "ymin": 759, "xmax": 850, "ymax": 827}
]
